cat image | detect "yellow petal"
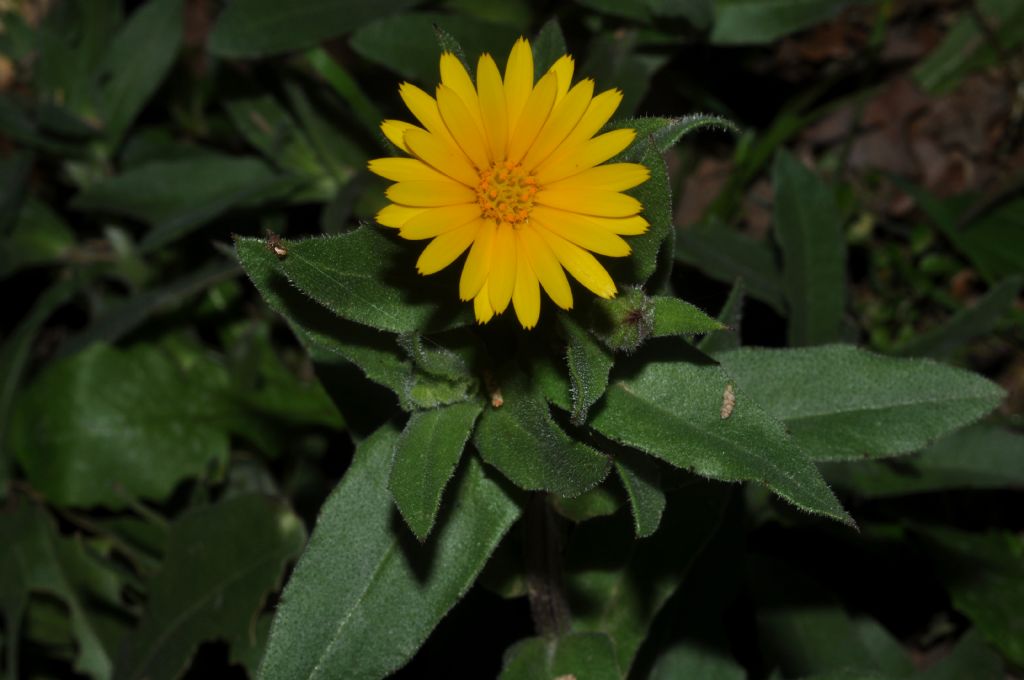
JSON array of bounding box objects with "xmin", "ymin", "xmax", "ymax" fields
[
  {"xmin": 459, "ymin": 218, "xmax": 496, "ymax": 299},
  {"xmin": 387, "ymin": 180, "xmax": 476, "ymax": 207},
  {"xmin": 521, "ymin": 79, "xmax": 594, "ymax": 171},
  {"xmin": 416, "ymin": 220, "xmax": 479, "ymax": 275},
  {"xmin": 399, "ymin": 83, "xmax": 465, "ymax": 159},
  {"xmin": 440, "ymin": 52, "xmax": 485, "ymax": 135},
  {"xmin": 530, "ymin": 206, "xmax": 632, "ymax": 257},
  {"xmin": 534, "ymin": 89, "xmax": 627, "ymax": 177},
  {"xmin": 541, "ymin": 162, "xmax": 649, "ymax": 192},
  {"xmin": 547, "ymin": 54, "xmax": 575, "ymax": 105},
  {"xmin": 507, "ymin": 72, "xmax": 557, "ymax": 163},
  {"xmin": 474, "ymin": 280, "xmax": 495, "ymax": 324},
  {"xmin": 520, "ymin": 226, "xmax": 573, "ymax": 310},
  {"xmin": 504, "ymin": 37, "xmax": 533, "ymax": 136},
  {"xmin": 376, "ymin": 203, "xmax": 426, "ymax": 229},
  {"xmin": 579, "ymin": 214, "xmax": 650, "ymax": 236},
  {"xmin": 536, "ymin": 129, "xmax": 637, "ymax": 185},
  {"xmin": 404, "ymin": 127, "xmax": 480, "ymax": 186},
  {"xmin": 368, "ymin": 157, "xmax": 449, "ymax": 183},
  {"xmin": 436, "ymin": 84, "xmax": 491, "ymax": 169},
  {"xmin": 476, "ymin": 53, "xmax": 508, "ymax": 162},
  {"xmin": 536, "ymin": 228, "xmax": 617, "ymax": 299},
  {"xmin": 381, "ymin": 119, "xmax": 419, "ymax": 154},
  {"xmin": 512, "ymin": 230, "xmax": 541, "ymax": 329},
  {"xmin": 399, "ymin": 204, "xmax": 480, "ymax": 240},
  {"xmin": 534, "ymin": 187, "xmax": 642, "ymax": 217},
  {"xmin": 488, "ymin": 222, "xmax": 516, "ymax": 313}
]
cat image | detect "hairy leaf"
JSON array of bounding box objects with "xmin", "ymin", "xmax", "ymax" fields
[{"xmin": 500, "ymin": 632, "xmax": 622, "ymax": 680}]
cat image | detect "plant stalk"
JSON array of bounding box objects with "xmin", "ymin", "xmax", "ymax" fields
[{"xmin": 524, "ymin": 492, "xmax": 570, "ymax": 638}]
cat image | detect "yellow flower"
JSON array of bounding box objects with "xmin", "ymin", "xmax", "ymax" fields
[{"xmin": 368, "ymin": 37, "xmax": 649, "ymax": 329}]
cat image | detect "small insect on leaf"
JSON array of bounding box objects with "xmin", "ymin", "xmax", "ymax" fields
[
  {"xmin": 264, "ymin": 229, "xmax": 287, "ymax": 258},
  {"xmin": 721, "ymin": 383, "xmax": 735, "ymax": 419}
]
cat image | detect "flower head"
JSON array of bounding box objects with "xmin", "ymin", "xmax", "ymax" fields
[{"xmin": 369, "ymin": 38, "xmax": 649, "ymax": 329}]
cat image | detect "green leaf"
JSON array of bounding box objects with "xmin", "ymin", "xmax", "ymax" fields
[
  {"xmin": 649, "ymin": 644, "xmax": 744, "ymax": 680},
  {"xmin": 115, "ymin": 495, "xmax": 306, "ymax": 680},
  {"xmin": 893, "ymin": 275, "xmax": 1022, "ymax": 358},
  {"xmin": 644, "ymin": 0, "xmax": 714, "ymax": 28},
  {"xmin": 473, "ymin": 370, "xmax": 611, "ymax": 497},
  {"xmin": 609, "ymin": 139, "xmax": 672, "ymax": 284},
  {"xmin": 0, "ymin": 150, "xmax": 33, "ymax": 235},
  {"xmin": 699, "ymin": 278, "xmax": 745, "ymax": 354},
  {"xmin": 590, "ymin": 343, "xmax": 852, "ymax": 524},
  {"xmin": 711, "ymin": 0, "xmax": 862, "ymax": 45},
  {"xmin": 0, "ymin": 198, "xmax": 75, "ymax": 279},
  {"xmin": 95, "ymin": 0, "xmax": 183, "ymax": 145},
  {"xmin": 72, "ymin": 153, "xmax": 291, "ymax": 252},
  {"xmin": 0, "ymin": 504, "xmax": 126, "ymax": 680},
  {"xmin": 912, "ymin": 526, "xmax": 1024, "ymax": 668},
  {"xmin": 390, "ymin": 401, "xmax": 483, "ymax": 541},
  {"xmin": 235, "ymin": 237, "xmax": 475, "ymax": 410},
  {"xmin": 561, "ymin": 314, "xmax": 614, "ymax": 426},
  {"xmin": 917, "ymin": 630, "xmax": 1004, "ymax": 680},
  {"xmin": 614, "ymin": 447, "xmax": 665, "ymax": 538},
  {"xmin": 823, "ymin": 424, "xmax": 1024, "ymax": 498},
  {"xmin": 500, "ymin": 632, "xmax": 623, "ymax": 680},
  {"xmin": 257, "ymin": 423, "xmax": 521, "ymax": 680},
  {"xmin": 581, "ymin": 31, "xmax": 667, "ymax": 117},
  {"xmin": 717, "ymin": 345, "xmax": 1006, "ymax": 461},
  {"xmin": 932, "ymin": 197, "xmax": 1024, "ymax": 282},
  {"xmin": 209, "ymin": 0, "xmax": 421, "ymax": 58},
  {"xmin": 772, "ymin": 150, "xmax": 845, "ymax": 346},
  {"xmin": 567, "ymin": 482, "xmax": 732, "ymax": 672},
  {"xmin": 553, "ymin": 484, "xmax": 623, "ymax": 523},
  {"xmin": 531, "ymin": 18, "xmax": 568, "ymax": 75},
  {"xmin": 9, "ymin": 344, "xmax": 230, "ymax": 508},
  {"xmin": 574, "ymin": 0, "xmax": 651, "ymax": 21},
  {"xmin": 349, "ymin": 12, "xmax": 521, "ymax": 85},
  {"xmin": 267, "ymin": 227, "xmax": 473, "ymax": 334},
  {"xmin": 651, "ymin": 296, "xmax": 725, "ymax": 337},
  {"xmin": 676, "ymin": 223, "xmax": 786, "ymax": 312},
  {"xmin": 618, "ymin": 115, "xmax": 740, "ymax": 154}
]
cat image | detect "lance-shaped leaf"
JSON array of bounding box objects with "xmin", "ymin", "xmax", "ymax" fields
[
  {"xmin": 115, "ymin": 495, "xmax": 306, "ymax": 680},
  {"xmin": 614, "ymin": 447, "xmax": 665, "ymax": 538},
  {"xmin": 500, "ymin": 633, "xmax": 623, "ymax": 680},
  {"xmin": 258, "ymin": 424, "xmax": 520, "ymax": 680},
  {"xmin": 772, "ymin": 150, "xmax": 845, "ymax": 346},
  {"xmin": 717, "ymin": 345, "xmax": 1006, "ymax": 461},
  {"xmin": 474, "ymin": 370, "xmax": 611, "ymax": 498},
  {"xmin": 566, "ymin": 482, "xmax": 732, "ymax": 672},
  {"xmin": 699, "ymin": 278, "xmax": 745, "ymax": 354},
  {"xmin": 267, "ymin": 227, "xmax": 472, "ymax": 333},
  {"xmin": 389, "ymin": 401, "xmax": 482, "ymax": 541},
  {"xmin": 561, "ymin": 314, "xmax": 614, "ymax": 426},
  {"xmin": 651, "ymin": 296, "xmax": 725, "ymax": 338},
  {"xmin": 589, "ymin": 342, "xmax": 852, "ymax": 524},
  {"xmin": 711, "ymin": 0, "xmax": 856, "ymax": 45}
]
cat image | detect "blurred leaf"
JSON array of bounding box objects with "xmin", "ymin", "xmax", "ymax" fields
[
  {"xmin": 283, "ymin": 80, "xmax": 366, "ymax": 185},
  {"xmin": 474, "ymin": 370, "xmax": 611, "ymax": 497},
  {"xmin": 0, "ymin": 198, "xmax": 75, "ymax": 279},
  {"xmin": 390, "ymin": 401, "xmax": 482, "ymax": 541},
  {"xmin": 824, "ymin": 424, "xmax": 1024, "ymax": 498},
  {"xmin": 651, "ymin": 296, "xmax": 725, "ymax": 337},
  {"xmin": 711, "ymin": 0, "xmax": 863, "ymax": 45},
  {"xmin": 893, "ymin": 276, "xmax": 1022, "ymax": 358},
  {"xmin": 645, "ymin": 0, "xmax": 715, "ymax": 29},
  {"xmin": 939, "ymin": 199, "xmax": 1024, "ymax": 282},
  {"xmin": 0, "ymin": 150, "xmax": 33, "ymax": 234},
  {"xmin": 562, "ymin": 314, "xmax": 614, "ymax": 427},
  {"xmin": 916, "ymin": 630, "xmax": 1004, "ymax": 680},
  {"xmin": 582, "ymin": 30, "xmax": 667, "ymax": 117},
  {"xmin": 115, "ymin": 495, "xmax": 306, "ymax": 680},
  {"xmin": 676, "ymin": 224, "xmax": 786, "ymax": 313},
  {"xmin": 95, "ymin": 0, "xmax": 183, "ymax": 145},
  {"xmin": 772, "ymin": 150, "xmax": 845, "ymax": 346},
  {"xmin": 614, "ymin": 447, "xmax": 665, "ymax": 538},
  {"xmin": 209, "ymin": 0, "xmax": 422, "ymax": 58},
  {"xmin": 717, "ymin": 345, "xmax": 1006, "ymax": 461},
  {"xmin": 531, "ymin": 18, "xmax": 568, "ymax": 74},
  {"xmin": 263, "ymin": 227, "xmax": 473, "ymax": 334},
  {"xmin": 567, "ymin": 482, "xmax": 732, "ymax": 672},
  {"xmin": 257, "ymin": 423, "xmax": 520, "ymax": 680},
  {"xmin": 500, "ymin": 632, "xmax": 623, "ymax": 680},
  {"xmin": 554, "ymin": 484, "xmax": 623, "ymax": 523},
  {"xmin": 73, "ymin": 153, "xmax": 293, "ymax": 252},
  {"xmin": 0, "ymin": 504, "xmax": 125, "ymax": 680},
  {"xmin": 235, "ymin": 237, "xmax": 474, "ymax": 410},
  {"xmin": 9, "ymin": 344, "xmax": 230, "ymax": 508},
  {"xmin": 574, "ymin": 0, "xmax": 651, "ymax": 21},
  {"xmin": 350, "ymin": 12, "xmax": 520, "ymax": 85},
  {"xmin": 0, "ymin": 281, "xmax": 77, "ymax": 499},
  {"xmin": 912, "ymin": 526, "xmax": 1024, "ymax": 668},
  {"xmin": 306, "ymin": 48, "xmax": 383, "ymax": 138},
  {"xmin": 699, "ymin": 278, "xmax": 745, "ymax": 354},
  {"xmin": 590, "ymin": 342, "xmax": 852, "ymax": 524},
  {"xmin": 914, "ymin": 0, "xmax": 1024, "ymax": 93}
]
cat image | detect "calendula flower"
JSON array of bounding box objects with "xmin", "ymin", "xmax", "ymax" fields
[{"xmin": 368, "ymin": 37, "xmax": 649, "ymax": 329}]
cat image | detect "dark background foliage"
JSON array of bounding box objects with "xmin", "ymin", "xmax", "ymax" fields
[{"xmin": 1, "ymin": 0, "xmax": 1022, "ymax": 678}]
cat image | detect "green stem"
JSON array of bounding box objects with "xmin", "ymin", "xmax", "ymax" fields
[{"xmin": 524, "ymin": 492, "xmax": 570, "ymax": 638}]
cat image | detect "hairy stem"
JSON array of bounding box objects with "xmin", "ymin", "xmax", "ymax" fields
[{"xmin": 524, "ymin": 492, "xmax": 570, "ymax": 638}]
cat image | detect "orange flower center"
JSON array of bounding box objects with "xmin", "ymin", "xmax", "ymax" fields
[{"xmin": 476, "ymin": 161, "xmax": 537, "ymax": 226}]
